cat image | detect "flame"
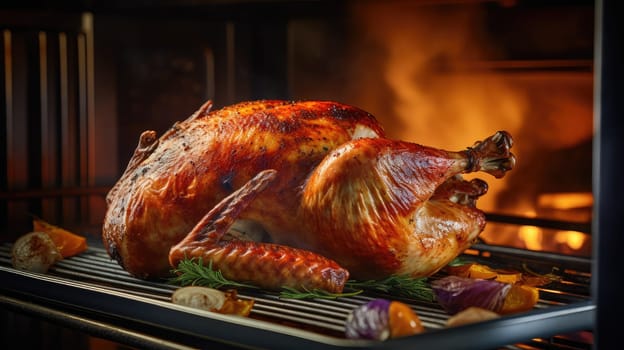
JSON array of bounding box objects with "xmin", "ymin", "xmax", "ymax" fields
[
  {"xmin": 515, "ymin": 202, "xmax": 589, "ymax": 253},
  {"xmin": 518, "ymin": 226, "xmax": 543, "ymax": 251},
  {"xmin": 337, "ymin": 1, "xmax": 594, "ymax": 255},
  {"xmin": 538, "ymin": 192, "xmax": 593, "ymax": 210},
  {"xmin": 555, "ymin": 231, "xmax": 586, "ymax": 251},
  {"xmin": 516, "ymin": 226, "xmax": 587, "ymax": 253}
]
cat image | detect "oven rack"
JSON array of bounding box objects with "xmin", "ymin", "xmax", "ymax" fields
[{"xmin": 0, "ymin": 242, "xmax": 594, "ymax": 349}]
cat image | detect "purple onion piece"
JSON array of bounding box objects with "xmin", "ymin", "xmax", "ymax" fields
[
  {"xmin": 431, "ymin": 275, "xmax": 512, "ymax": 315},
  {"xmin": 345, "ymin": 299, "xmax": 391, "ymax": 340}
]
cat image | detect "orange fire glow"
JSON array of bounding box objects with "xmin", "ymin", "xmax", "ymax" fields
[
  {"xmin": 538, "ymin": 192, "xmax": 593, "ymax": 211},
  {"xmin": 343, "ymin": 1, "xmax": 593, "ymax": 255}
]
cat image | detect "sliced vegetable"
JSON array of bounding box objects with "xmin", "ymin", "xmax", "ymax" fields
[
  {"xmin": 172, "ymin": 286, "xmax": 254, "ymax": 316},
  {"xmin": 446, "ymin": 261, "xmax": 559, "ymax": 287},
  {"xmin": 445, "ymin": 263, "xmax": 523, "ymax": 284},
  {"xmin": 446, "ymin": 306, "xmax": 500, "ymax": 327},
  {"xmin": 388, "ymin": 300, "xmax": 424, "ymax": 338},
  {"xmin": 446, "ymin": 263, "xmax": 497, "ymax": 280},
  {"xmin": 431, "ymin": 276, "xmax": 511, "ymax": 315},
  {"xmin": 33, "ymin": 218, "xmax": 88, "ymax": 258},
  {"xmin": 12, "ymin": 231, "xmax": 62, "ymax": 273},
  {"xmin": 217, "ymin": 290, "xmax": 255, "ymax": 316},
  {"xmin": 499, "ymin": 284, "xmax": 539, "ymax": 315},
  {"xmin": 345, "ymin": 299, "xmax": 390, "ymax": 340},
  {"xmin": 494, "ymin": 272, "xmax": 523, "ymax": 284},
  {"xmin": 432, "ymin": 276, "xmax": 539, "ymax": 316},
  {"xmin": 345, "ymin": 299, "xmax": 424, "ymax": 340}
]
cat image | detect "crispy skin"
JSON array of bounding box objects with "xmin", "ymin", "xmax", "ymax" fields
[
  {"xmin": 103, "ymin": 100, "xmax": 514, "ymax": 292},
  {"xmin": 168, "ymin": 169, "xmax": 349, "ymax": 292},
  {"xmin": 103, "ymin": 100, "xmax": 384, "ymax": 282},
  {"xmin": 299, "ymin": 138, "xmax": 488, "ymax": 279}
]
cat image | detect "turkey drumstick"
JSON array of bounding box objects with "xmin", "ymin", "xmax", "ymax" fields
[{"xmin": 169, "ymin": 169, "xmax": 350, "ymax": 293}]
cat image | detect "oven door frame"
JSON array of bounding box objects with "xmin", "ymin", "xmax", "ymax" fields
[{"xmin": 593, "ymin": 0, "xmax": 623, "ymax": 348}]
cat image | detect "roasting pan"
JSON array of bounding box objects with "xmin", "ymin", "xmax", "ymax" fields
[{"xmin": 0, "ymin": 238, "xmax": 594, "ymax": 350}]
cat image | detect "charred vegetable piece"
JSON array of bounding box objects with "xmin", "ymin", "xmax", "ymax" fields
[
  {"xmin": 32, "ymin": 218, "xmax": 88, "ymax": 258},
  {"xmin": 446, "ymin": 263, "xmax": 498, "ymax": 280},
  {"xmin": 172, "ymin": 286, "xmax": 254, "ymax": 316},
  {"xmin": 216, "ymin": 290, "xmax": 255, "ymax": 316},
  {"xmin": 499, "ymin": 284, "xmax": 539, "ymax": 315},
  {"xmin": 345, "ymin": 299, "xmax": 424, "ymax": 340},
  {"xmin": 431, "ymin": 276, "xmax": 512, "ymax": 315},
  {"xmin": 494, "ymin": 272, "xmax": 523, "ymax": 284},
  {"xmin": 446, "ymin": 306, "xmax": 500, "ymax": 327},
  {"xmin": 12, "ymin": 232, "xmax": 62, "ymax": 273},
  {"xmin": 446, "ymin": 262, "xmax": 525, "ymax": 284}
]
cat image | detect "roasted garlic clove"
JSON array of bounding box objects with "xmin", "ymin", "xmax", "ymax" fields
[
  {"xmin": 12, "ymin": 231, "xmax": 63, "ymax": 273},
  {"xmin": 172, "ymin": 286, "xmax": 254, "ymax": 316}
]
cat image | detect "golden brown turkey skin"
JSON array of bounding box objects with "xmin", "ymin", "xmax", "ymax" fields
[
  {"xmin": 103, "ymin": 100, "xmax": 384, "ymax": 283},
  {"xmin": 103, "ymin": 99, "xmax": 514, "ymax": 293},
  {"xmin": 300, "ymin": 138, "xmax": 494, "ymax": 279}
]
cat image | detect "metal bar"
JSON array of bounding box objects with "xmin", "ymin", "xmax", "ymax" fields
[
  {"xmin": 593, "ymin": 0, "xmax": 624, "ymax": 348},
  {"xmin": 82, "ymin": 13, "xmax": 95, "ymax": 191},
  {"xmin": 0, "ymin": 295, "xmax": 198, "ymax": 350},
  {"xmin": 225, "ymin": 21, "xmax": 236, "ymax": 104},
  {"xmin": 59, "ymin": 32, "xmax": 69, "ymax": 182},
  {"xmin": 58, "ymin": 31, "xmax": 77, "ymax": 225},
  {"xmin": 485, "ymin": 213, "xmax": 592, "ymax": 234},
  {"xmin": 76, "ymin": 31, "xmax": 89, "ymax": 221},
  {"xmin": 38, "ymin": 30, "xmax": 58, "ymax": 221},
  {"xmin": 470, "ymin": 243, "xmax": 592, "ymax": 268},
  {"xmin": 3, "ymin": 30, "xmax": 13, "ymax": 187},
  {"xmin": 457, "ymin": 59, "xmax": 594, "ymax": 73},
  {"xmin": 38, "ymin": 31, "xmax": 49, "ymax": 185}
]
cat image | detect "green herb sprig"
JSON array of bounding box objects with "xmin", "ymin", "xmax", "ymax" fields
[
  {"xmin": 346, "ymin": 275, "xmax": 434, "ymax": 302},
  {"xmin": 170, "ymin": 257, "xmax": 433, "ymax": 301},
  {"xmin": 169, "ymin": 258, "xmax": 257, "ymax": 289},
  {"xmin": 522, "ymin": 263, "xmax": 562, "ymax": 284},
  {"xmin": 280, "ymin": 286, "xmax": 363, "ymax": 299}
]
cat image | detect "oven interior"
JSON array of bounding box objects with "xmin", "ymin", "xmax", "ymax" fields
[{"xmin": 1, "ymin": 0, "xmax": 613, "ymax": 349}]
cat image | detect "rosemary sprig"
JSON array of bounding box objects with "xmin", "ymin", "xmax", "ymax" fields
[
  {"xmin": 521, "ymin": 263, "xmax": 562, "ymax": 284},
  {"xmin": 280, "ymin": 286, "xmax": 363, "ymax": 300},
  {"xmin": 346, "ymin": 275, "xmax": 434, "ymax": 302},
  {"xmin": 170, "ymin": 257, "xmax": 433, "ymax": 301},
  {"xmin": 169, "ymin": 257, "xmax": 362, "ymax": 299},
  {"xmin": 169, "ymin": 257, "xmax": 258, "ymax": 289}
]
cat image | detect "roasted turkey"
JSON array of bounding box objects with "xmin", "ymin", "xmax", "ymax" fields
[{"xmin": 102, "ymin": 100, "xmax": 515, "ymax": 293}]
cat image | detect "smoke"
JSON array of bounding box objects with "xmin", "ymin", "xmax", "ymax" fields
[
  {"xmin": 345, "ymin": 1, "xmax": 525, "ymax": 150},
  {"xmin": 342, "ymin": 1, "xmax": 592, "ymax": 217}
]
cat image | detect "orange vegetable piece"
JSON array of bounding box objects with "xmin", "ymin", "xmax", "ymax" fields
[
  {"xmin": 467, "ymin": 264, "xmax": 498, "ymax": 280},
  {"xmin": 446, "ymin": 263, "xmax": 498, "ymax": 280},
  {"xmin": 388, "ymin": 301, "xmax": 424, "ymax": 338},
  {"xmin": 218, "ymin": 290, "xmax": 255, "ymax": 317},
  {"xmin": 499, "ymin": 284, "xmax": 539, "ymax": 315},
  {"xmin": 495, "ymin": 272, "xmax": 523, "ymax": 284},
  {"xmin": 218, "ymin": 297, "xmax": 255, "ymax": 317},
  {"xmin": 447, "ymin": 263, "xmax": 526, "ymax": 284},
  {"xmin": 444, "ymin": 263, "xmax": 472, "ymax": 278},
  {"xmin": 33, "ymin": 218, "xmax": 88, "ymax": 258}
]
